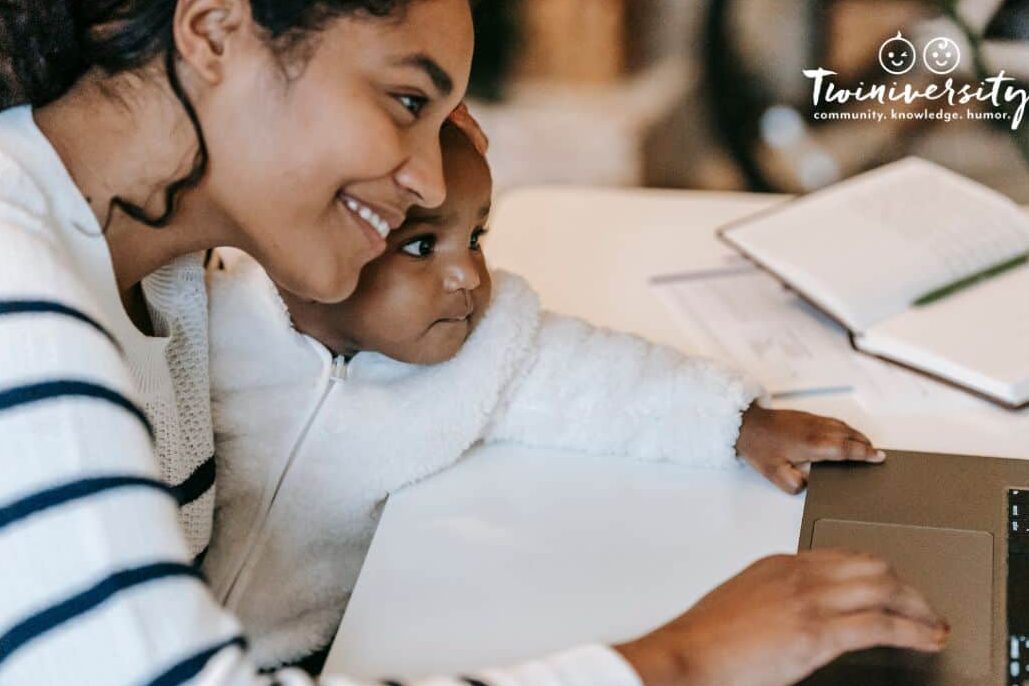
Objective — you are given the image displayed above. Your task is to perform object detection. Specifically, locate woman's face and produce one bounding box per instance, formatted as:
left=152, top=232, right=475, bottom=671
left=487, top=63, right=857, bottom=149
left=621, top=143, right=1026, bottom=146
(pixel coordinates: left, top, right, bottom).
left=197, top=0, right=473, bottom=302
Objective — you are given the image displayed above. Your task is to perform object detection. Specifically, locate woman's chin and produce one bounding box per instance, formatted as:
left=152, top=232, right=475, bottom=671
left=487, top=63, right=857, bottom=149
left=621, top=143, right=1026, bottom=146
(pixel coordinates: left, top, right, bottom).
left=274, top=260, right=361, bottom=305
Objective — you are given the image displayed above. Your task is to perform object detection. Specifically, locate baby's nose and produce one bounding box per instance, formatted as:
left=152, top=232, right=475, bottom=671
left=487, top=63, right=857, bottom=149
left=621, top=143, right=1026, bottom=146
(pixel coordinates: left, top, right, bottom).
left=443, top=258, right=481, bottom=292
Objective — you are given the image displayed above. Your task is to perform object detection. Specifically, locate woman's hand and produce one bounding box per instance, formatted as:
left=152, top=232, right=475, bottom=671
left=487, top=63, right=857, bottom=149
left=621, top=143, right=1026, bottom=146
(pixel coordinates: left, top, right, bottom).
left=614, top=550, right=949, bottom=686
left=735, top=403, right=885, bottom=494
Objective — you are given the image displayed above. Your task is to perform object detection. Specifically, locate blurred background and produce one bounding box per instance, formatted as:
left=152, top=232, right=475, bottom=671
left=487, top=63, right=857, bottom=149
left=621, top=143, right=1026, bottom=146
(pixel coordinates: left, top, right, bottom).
left=466, top=0, right=1029, bottom=201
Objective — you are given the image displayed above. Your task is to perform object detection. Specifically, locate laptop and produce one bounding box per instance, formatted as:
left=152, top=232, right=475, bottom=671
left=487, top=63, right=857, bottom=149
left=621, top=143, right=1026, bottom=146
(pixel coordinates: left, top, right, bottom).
left=798, top=449, right=1029, bottom=686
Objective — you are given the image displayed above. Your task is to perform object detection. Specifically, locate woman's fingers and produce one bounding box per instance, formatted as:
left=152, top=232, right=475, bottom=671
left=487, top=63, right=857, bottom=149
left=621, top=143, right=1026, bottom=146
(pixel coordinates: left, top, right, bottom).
left=814, top=574, right=942, bottom=627
left=816, top=610, right=948, bottom=666
left=804, top=548, right=892, bottom=579
left=617, top=550, right=946, bottom=686
left=805, top=553, right=948, bottom=675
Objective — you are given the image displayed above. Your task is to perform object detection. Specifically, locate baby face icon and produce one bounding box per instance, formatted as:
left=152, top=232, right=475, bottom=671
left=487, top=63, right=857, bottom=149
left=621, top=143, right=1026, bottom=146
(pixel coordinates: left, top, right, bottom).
left=878, top=31, right=917, bottom=74
left=923, top=37, right=960, bottom=75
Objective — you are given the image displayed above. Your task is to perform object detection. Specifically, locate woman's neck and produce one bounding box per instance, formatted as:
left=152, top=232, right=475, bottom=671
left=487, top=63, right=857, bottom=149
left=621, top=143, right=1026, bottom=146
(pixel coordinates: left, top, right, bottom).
left=34, top=68, right=234, bottom=293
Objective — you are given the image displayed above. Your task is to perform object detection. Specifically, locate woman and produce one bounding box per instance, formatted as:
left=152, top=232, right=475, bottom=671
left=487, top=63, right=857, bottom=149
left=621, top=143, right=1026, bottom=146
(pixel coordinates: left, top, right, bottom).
left=0, top=1, right=948, bottom=684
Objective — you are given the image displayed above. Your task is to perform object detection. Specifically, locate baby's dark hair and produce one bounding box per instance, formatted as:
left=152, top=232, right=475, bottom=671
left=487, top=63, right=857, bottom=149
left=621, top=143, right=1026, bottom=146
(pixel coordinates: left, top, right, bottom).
left=0, top=0, right=419, bottom=229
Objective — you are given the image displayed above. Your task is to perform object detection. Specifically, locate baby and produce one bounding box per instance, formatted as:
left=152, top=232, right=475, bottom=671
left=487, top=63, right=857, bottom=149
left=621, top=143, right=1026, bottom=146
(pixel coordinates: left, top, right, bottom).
left=203, top=123, right=884, bottom=671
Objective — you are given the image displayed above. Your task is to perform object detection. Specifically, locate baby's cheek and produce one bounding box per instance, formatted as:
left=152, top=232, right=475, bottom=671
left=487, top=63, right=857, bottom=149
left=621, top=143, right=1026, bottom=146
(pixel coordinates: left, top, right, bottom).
left=409, top=323, right=466, bottom=365
left=475, top=272, right=493, bottom=311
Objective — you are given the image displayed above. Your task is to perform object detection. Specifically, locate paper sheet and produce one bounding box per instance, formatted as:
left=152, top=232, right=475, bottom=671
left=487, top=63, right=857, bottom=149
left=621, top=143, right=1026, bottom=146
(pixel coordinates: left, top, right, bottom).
left=650, top=265, right=976, bottom=409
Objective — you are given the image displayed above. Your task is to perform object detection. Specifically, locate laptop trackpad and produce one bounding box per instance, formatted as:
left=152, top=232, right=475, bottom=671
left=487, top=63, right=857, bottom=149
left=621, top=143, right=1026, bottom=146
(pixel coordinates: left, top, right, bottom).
left=805, top=519, right=993, bottom=684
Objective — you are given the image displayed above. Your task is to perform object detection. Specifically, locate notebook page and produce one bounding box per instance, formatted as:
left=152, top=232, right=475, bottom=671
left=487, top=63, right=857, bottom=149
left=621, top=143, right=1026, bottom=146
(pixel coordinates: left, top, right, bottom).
left=856, top=265, right=1029, bottom=406
left=651, top=266, right=862, bottom=395
left=650, top=266, right=970, bottom=409
left=724, top=158, right=1029, bottom=332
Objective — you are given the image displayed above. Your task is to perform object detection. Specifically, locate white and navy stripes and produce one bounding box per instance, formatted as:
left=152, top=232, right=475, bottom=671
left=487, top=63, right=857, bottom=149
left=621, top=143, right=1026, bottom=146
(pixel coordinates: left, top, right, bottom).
left=146, top=635, right=248, bottom=686
left=172, top=454, right=216, bottom=507
left=0, top=562, right=205, bottom=665
left=0, top=474, right=174, bottom=533
left=0, top=378, right=154, bottom=437
left=0, top=104, right=640, bottom=686
left=0, top=299, right=122, bottom=352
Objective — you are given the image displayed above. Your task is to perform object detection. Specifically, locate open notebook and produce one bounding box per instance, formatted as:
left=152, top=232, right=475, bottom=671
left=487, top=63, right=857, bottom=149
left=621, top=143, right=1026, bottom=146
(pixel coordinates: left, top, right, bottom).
left=720, top=157, right=1029, bottom=409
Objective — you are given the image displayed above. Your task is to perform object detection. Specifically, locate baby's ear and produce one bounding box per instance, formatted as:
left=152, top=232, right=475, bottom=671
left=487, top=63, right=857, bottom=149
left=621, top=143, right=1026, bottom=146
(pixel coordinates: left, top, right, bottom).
left=448, top=102, right=489, bottom=156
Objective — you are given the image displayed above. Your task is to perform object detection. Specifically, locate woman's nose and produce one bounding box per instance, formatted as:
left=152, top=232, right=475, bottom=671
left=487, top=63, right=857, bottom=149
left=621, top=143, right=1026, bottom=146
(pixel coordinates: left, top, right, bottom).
left=443, top=255, right=482, bottom=292
left=393, top=131, right=447, bottom=209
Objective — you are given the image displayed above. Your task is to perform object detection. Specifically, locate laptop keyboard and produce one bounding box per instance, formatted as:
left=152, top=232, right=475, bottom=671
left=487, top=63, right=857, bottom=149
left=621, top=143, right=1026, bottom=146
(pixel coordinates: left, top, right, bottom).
left=1008, top=489, right=1029, bottom=685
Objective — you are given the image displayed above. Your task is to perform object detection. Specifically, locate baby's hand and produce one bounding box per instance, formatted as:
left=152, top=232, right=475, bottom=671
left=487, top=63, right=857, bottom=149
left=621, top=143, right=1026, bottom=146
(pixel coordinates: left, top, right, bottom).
left=735, top=403, right=885, bottom=494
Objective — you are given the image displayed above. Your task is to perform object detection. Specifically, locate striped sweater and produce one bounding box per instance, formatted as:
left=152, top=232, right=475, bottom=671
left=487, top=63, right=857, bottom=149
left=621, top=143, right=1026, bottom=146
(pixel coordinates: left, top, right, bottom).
left=0, top=104, right=642, bottom=686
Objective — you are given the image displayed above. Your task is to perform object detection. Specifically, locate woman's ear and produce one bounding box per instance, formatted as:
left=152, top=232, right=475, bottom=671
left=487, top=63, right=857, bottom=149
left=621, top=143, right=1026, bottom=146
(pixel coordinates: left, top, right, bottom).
left=172, top=0, right=251, bottom=84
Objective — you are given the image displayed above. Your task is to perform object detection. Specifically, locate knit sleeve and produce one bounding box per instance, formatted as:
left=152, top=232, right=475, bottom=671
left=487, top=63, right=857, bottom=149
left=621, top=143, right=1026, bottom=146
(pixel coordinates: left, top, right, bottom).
left=0, top=222, right=641, bottom=686
left=482, top=312, right=764, bottom=469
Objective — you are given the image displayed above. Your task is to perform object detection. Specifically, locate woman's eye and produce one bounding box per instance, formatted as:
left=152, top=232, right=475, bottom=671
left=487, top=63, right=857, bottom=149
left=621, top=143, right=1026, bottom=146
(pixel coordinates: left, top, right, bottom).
left=470, top=228, right=487, bottom=251
left=401, top=236, right=435, bottom=257
left=395, top=93, right=428, bottom=117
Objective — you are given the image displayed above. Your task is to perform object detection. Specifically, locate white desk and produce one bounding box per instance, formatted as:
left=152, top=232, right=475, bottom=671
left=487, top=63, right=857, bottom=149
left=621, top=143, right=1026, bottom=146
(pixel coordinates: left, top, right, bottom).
left=327, top=188, right=1029, bottom=679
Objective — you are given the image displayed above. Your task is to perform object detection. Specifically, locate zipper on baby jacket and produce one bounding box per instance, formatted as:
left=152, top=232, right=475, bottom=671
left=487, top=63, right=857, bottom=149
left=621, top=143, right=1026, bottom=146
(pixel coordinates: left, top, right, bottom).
left=219, top=352, right=350, bottom=606
left=331, top=354, right=349, bottom=381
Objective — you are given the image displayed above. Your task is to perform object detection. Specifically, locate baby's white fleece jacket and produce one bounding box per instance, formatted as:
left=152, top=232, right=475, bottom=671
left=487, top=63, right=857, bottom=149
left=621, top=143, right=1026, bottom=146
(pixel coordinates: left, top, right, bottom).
left=203, top=254, right=763, bottom=670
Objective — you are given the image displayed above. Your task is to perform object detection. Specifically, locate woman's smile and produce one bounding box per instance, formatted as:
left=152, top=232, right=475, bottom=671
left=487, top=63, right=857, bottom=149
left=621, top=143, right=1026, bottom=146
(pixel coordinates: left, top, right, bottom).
left=340, top=193, right=402, bottom=237
left=338, top=192, right=405, bottom=251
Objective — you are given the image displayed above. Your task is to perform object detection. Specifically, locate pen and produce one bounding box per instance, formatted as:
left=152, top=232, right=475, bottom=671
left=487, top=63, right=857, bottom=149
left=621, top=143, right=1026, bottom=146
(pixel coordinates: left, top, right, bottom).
left=913, top=251, right=1028, bottom=307
left=770, top=386, right=854, bottom=400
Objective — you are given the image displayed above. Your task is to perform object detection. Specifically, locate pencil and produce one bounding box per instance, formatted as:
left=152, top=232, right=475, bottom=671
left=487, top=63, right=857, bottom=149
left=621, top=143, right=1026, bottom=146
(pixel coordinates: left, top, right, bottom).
left=913, top=252, right=1028, bottom=307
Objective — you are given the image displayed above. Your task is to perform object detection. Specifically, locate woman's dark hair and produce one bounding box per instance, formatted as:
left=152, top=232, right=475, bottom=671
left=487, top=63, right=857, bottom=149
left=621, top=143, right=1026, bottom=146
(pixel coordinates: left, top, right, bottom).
left=0, top=0, right=416, bottom=228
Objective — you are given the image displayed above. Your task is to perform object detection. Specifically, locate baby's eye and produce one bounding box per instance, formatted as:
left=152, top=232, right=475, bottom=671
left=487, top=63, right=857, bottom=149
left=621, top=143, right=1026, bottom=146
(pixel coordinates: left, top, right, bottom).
left=401, top=235, right=436, bottom=257
left=394, top=93, right=428, bottom=117
left=470, top=227, right=487, bottom=251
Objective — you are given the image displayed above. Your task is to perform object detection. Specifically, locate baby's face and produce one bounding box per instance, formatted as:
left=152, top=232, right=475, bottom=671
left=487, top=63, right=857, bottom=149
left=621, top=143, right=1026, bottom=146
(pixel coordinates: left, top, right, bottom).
left=283, top=126, right=493, bottom=365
